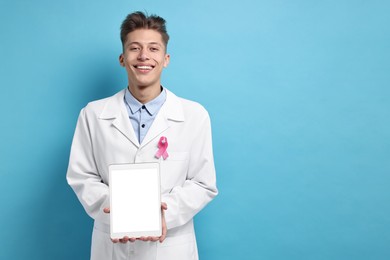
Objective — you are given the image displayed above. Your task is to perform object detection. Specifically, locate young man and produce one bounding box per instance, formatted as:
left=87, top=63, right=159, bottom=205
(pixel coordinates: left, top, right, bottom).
left=66, top=12, right=218, bottom=260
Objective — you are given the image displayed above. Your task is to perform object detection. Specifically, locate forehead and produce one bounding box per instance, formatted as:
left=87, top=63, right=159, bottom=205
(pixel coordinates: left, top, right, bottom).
left=125, top=29, right=164, bottom=46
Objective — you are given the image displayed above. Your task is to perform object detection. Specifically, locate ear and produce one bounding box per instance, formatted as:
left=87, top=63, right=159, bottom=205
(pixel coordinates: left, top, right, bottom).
left=119, top=54, right=125, bottom=67
left=163, top=54, right=170, bottom=68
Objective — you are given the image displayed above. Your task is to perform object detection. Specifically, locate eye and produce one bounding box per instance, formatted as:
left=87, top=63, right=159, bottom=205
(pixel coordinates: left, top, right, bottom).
left=129, top=47, right=140, bottom=51
left=150, top=47, right=159, bottom=52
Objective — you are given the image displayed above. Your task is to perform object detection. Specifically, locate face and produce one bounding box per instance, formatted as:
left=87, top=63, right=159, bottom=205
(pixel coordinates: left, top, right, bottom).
left=119, top=29, right=170, bottom=90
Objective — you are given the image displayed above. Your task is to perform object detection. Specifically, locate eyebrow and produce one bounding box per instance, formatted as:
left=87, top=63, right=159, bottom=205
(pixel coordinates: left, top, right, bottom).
left=127, top=41, right=163, bottom=47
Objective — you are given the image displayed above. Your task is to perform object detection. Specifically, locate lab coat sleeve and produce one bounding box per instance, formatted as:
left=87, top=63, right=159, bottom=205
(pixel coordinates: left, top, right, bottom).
left=162, top=112, right=218, bottom=230
left=66, top=108, right=110, bottom=225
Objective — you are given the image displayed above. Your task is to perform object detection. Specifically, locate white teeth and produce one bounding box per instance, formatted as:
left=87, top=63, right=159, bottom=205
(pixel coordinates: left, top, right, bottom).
left=136, top=66, right=152, bottom=70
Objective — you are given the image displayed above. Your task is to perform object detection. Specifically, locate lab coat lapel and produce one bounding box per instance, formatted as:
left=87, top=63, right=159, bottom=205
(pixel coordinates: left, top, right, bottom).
left=112, top=112, right=139, bottom=148
left=140, top=107, right=169, bottom=148
left=140, top=89, right=185, bottom=148
left=99, top=90, right=139, bottom=148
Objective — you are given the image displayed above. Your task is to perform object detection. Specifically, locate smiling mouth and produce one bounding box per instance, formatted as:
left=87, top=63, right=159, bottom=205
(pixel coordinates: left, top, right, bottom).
left=133, top=65, right=154, bottom=71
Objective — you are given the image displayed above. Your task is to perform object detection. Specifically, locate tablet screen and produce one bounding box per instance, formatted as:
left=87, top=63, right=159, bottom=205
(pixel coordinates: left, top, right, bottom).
left=109, top=163, right=161, bottom=239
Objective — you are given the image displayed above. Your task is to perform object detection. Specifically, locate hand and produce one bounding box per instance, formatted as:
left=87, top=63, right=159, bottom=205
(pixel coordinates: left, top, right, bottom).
left=103, top=202, right=168, bottom=243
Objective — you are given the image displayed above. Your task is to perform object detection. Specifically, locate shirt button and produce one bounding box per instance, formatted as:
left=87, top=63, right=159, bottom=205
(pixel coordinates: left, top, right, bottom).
left=141, top=124, right=145, bottom=128
left=142, top=105, right=146, bottom=109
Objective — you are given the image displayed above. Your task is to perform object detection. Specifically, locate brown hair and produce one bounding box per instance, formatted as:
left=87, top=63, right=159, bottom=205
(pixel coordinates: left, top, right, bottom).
left=120, top=11, right=170, bottom=50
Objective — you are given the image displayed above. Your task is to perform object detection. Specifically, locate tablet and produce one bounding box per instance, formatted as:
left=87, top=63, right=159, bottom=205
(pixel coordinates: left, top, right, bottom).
left=109, top=163, right=161, bottom=239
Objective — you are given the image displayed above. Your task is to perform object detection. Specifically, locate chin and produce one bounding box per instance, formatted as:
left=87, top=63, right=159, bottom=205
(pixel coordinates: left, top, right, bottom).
left=135, top=82, right=158, bottom=89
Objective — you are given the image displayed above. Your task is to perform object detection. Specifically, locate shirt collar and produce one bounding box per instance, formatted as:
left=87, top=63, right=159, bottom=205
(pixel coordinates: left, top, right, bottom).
left=124, top=87, right=167, bottom=115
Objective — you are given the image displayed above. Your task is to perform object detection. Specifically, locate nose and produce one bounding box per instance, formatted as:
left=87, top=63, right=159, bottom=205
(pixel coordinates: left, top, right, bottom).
left=138, top=49, right=149, bottom=61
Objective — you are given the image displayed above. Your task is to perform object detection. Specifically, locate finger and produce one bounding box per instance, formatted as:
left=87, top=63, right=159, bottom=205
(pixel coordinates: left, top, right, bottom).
left=150, top=236, right=159, bottom=242
left=161, top=202, right=167, bottom=210
left=111, top=238, right=119, bottom=243
left=159, top=222, right=167, bottom=243
left=129, top=237, right=136, bottom=242
left=159, top=232, right=166, bottom=243
left=139, top=236, right=147, bottom=241
left=103, top=207, right=110, bottom=214
left=160, top=215, right=167, bottom=243
left=120, top=236, right=129, bottom=243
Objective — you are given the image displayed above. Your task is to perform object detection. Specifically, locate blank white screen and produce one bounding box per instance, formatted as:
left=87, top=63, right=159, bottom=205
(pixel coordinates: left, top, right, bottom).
left=110, top=167, right=160, bottom=234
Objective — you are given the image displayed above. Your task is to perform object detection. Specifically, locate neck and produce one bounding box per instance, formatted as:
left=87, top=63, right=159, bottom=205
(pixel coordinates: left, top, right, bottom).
left=128, top=84, right=161, bottom=104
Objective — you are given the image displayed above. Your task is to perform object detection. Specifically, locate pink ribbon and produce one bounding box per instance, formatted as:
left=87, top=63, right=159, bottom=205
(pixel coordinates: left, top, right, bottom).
left=155, top=136, right=169, bottom=160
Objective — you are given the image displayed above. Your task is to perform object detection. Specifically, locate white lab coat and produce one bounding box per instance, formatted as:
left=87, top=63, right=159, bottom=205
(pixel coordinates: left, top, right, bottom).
left=66, top=89, right=218, bottom=260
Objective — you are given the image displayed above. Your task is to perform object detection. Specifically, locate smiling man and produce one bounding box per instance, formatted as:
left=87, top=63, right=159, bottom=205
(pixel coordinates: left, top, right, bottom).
left=120, top=28, right=170, bottom=104
left=66, top=11, right=218, bottom=260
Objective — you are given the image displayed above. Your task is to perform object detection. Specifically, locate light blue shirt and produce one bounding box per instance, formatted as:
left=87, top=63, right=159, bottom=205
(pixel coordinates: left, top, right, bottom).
left=124, top=87, right=167, bottom=144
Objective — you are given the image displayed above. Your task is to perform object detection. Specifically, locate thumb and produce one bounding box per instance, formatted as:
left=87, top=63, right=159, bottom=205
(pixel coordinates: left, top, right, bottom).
left=161, top=202, right=167, bottom=210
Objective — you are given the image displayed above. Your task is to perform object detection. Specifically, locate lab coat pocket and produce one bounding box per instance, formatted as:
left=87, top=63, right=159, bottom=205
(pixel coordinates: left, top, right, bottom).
left=156, top=233, right=197, bottom=260
left=160, top=152, right=189, bottom=194
left=166, top=151, right=188, bottom=161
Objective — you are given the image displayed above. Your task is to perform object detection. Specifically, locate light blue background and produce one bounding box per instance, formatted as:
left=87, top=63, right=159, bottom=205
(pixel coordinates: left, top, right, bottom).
left=1, top=0, right=389, bottom=259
